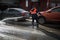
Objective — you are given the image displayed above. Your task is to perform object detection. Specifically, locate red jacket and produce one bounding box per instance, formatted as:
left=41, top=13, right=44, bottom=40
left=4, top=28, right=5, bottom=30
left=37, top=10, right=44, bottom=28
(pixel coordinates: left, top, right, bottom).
left=30, top=8, right=37, bottom=14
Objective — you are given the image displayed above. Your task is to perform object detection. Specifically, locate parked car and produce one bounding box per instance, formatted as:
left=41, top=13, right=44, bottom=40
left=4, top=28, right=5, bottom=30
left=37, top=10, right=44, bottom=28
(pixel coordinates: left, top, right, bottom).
left=2, top=8, right=30, bottom=21
left=38, top=6, right=60, bottom=24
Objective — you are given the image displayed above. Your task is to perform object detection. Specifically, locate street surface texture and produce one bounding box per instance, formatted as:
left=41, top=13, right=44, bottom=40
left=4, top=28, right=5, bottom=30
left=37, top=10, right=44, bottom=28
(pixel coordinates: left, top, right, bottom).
left=0, top=19, right=60, bottom=40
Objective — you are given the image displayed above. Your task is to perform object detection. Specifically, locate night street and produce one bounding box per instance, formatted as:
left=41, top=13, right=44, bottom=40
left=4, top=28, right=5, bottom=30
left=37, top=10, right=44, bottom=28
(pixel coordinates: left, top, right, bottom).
left=0, top=19, right=60, bottom=40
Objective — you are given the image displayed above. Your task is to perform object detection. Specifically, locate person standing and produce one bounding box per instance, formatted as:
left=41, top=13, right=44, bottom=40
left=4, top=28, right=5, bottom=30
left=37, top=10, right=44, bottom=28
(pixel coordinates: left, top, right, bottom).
left=30, top=7, right=39, bottom=29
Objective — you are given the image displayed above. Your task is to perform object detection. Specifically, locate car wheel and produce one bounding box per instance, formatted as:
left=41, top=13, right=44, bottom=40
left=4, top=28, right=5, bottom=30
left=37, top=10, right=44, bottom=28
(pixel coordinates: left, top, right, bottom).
left=38, top=17, right=46, bottom=24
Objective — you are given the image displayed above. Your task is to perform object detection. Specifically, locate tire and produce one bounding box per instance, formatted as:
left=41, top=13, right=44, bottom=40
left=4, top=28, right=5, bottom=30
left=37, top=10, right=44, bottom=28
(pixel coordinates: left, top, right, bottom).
left=38, top=17, right=46, bottom=24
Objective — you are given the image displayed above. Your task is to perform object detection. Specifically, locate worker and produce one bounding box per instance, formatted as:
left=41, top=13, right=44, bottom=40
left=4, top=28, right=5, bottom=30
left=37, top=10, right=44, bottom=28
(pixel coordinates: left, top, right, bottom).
left=30, top=7, right=39, bottom=29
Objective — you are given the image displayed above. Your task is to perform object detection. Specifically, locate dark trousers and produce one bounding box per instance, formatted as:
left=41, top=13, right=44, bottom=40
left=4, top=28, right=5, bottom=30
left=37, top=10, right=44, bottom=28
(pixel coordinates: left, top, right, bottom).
left=31, top=14, right=39, bottom=28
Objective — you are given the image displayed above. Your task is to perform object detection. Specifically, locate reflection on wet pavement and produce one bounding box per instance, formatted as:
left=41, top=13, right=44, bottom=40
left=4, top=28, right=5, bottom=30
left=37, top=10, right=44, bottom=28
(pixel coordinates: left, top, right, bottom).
left=0, top=33, right=26, bottom=40
left=0, top=19, right=59, bottom=40
left=0, top=24, right=58, bottom=40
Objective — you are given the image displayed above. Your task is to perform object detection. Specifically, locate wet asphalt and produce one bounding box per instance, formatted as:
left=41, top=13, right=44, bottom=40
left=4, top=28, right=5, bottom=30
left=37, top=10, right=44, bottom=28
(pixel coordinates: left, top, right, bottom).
left=0, top=19, right=60, bottom=40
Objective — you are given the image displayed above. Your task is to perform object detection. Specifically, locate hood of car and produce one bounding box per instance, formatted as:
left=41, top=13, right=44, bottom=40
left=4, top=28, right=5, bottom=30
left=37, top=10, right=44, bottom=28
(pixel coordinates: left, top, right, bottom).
left=22, top=11, right=29, bottom=13
left=40, top=11, right=46, bottom=13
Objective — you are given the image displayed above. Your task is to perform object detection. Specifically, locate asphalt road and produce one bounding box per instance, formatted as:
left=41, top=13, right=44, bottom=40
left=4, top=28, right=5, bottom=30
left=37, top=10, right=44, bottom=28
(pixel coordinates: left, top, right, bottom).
left=0, top=19, right=60, bottom=40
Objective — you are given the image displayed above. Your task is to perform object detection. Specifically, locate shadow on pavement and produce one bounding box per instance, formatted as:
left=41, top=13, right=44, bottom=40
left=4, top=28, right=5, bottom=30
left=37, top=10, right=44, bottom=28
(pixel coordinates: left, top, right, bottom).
left=5, top=20, right=32, bottom=27
left=39, top=28, right=60, bottom=40
left=39, top=22, right=60, bottom=40
left=5, top=20, right=60, bottom=29
left=41, top=22, right=60, bottom=29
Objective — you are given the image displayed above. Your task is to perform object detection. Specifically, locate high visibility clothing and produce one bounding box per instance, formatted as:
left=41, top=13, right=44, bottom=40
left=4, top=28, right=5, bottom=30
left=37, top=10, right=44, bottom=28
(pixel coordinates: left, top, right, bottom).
left=30, top=7, right=39, bottom=28
left=30, top=8, right=37, bottom=14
